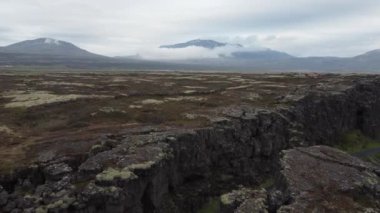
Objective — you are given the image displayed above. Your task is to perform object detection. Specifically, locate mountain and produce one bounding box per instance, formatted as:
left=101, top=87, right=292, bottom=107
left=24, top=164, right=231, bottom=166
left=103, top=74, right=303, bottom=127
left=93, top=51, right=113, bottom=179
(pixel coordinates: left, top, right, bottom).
left=164, top=48, right=380, bottom=72
left=0, top=38, right=187, bottom=70
left=354, top=49, right=380, bottom=61
left=0, top=38, right=101, bottom=58
left=158, top=39, right=380, bottom=72
left=160, top=39, right=237, bottom=49
left=160, top=39, right=292, bottom=60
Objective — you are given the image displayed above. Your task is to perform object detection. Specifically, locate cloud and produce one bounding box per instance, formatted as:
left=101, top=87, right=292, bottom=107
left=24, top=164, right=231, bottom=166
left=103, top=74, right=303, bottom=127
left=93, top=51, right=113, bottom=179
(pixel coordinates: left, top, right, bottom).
left=0, top=0, right=379, bottom=57
left=137, top=44, right=266, bottom=60
left=138, top=47, right=222, bottom=60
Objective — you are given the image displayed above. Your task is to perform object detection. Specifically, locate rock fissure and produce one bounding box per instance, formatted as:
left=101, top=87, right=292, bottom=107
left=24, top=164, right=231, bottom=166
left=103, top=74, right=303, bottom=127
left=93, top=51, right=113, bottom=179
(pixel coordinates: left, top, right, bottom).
left=0, top=78, right=380, bottom=212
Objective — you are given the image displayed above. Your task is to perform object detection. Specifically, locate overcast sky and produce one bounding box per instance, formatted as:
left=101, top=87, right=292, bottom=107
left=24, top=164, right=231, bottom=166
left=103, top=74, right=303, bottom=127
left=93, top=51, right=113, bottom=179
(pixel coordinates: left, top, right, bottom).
left=1, top=0, right=380, bottom=58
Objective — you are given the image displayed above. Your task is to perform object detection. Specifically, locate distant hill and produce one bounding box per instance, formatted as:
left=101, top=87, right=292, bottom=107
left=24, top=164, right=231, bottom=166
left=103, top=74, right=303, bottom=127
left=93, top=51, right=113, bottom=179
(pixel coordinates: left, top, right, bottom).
left=354, top=49, right=380, bottom=61
left=0, top=38, right=102, bottom=58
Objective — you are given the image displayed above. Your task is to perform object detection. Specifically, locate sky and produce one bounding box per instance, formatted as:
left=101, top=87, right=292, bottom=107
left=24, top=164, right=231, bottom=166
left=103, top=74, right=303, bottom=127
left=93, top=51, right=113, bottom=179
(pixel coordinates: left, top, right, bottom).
left=1, top=0, right=380, bottom=58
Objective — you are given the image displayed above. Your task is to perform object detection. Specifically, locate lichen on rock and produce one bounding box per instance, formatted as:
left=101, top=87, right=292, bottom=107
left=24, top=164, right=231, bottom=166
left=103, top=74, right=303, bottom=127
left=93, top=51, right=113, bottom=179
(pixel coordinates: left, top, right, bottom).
left=96, top=167, right=137, bottom=182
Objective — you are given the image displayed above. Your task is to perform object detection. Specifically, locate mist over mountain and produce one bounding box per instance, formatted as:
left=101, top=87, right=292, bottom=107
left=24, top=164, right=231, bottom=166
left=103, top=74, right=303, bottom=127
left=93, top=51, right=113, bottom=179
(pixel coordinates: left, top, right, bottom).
left=160, top=39, right=230, bottom=49
left=229, top=49, right=294, bottom=60
left=159, top=39, right=290, bottom=60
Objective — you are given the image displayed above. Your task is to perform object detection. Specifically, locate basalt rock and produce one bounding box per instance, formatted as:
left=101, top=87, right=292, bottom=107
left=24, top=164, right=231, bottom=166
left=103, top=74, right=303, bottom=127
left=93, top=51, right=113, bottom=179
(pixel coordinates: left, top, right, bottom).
left=0, top=77, right=380, bottom=212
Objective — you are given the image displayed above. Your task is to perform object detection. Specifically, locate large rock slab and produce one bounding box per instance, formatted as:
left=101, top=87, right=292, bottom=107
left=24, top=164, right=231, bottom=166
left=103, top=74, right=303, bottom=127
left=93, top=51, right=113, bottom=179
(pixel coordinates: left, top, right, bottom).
left=276, top=146, right=380, bottom=212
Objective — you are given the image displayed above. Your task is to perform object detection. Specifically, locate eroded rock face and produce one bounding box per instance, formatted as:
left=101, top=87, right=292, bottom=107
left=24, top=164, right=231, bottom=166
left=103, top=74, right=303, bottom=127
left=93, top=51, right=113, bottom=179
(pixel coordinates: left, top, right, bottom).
left=275, top=146, right=380, bottom=212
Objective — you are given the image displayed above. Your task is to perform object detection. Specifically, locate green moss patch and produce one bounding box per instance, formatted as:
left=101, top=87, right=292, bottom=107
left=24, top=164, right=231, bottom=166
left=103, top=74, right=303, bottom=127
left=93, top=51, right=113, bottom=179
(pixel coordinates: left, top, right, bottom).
left=197, top=197, right=221, bottom=213
left=335, top=130, right=380, bottom=154
left=258, top=177, right=275, bottom=189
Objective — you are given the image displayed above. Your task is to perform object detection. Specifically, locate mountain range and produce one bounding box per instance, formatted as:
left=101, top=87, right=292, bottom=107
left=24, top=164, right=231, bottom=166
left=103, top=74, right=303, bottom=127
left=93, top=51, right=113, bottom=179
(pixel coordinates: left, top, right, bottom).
left=0, top=38, right=379, bottom=72
left=0, top=38, right=173, bottom=70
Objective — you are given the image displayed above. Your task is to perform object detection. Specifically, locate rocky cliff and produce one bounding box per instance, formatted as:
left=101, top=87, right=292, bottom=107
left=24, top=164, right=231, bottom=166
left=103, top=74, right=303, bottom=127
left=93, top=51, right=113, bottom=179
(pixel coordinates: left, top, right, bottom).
left=0, top=75, right=380, bottom=213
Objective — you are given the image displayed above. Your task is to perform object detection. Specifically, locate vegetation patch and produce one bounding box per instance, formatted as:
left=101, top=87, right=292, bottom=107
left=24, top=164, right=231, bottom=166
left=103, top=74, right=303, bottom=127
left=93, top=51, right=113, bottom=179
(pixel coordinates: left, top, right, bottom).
left=141, top=99, right=165, bottom=105
left=96, top=167, right=137, bottom=182
left=35, top=195, right=75, bottom=213
left=258, top=177, right=275, bottom=189
left=41, top=81, right=95, bottom=87
left=128, top=161, right=155, bottom=170
left=197, top=197, right=221, bottom=213
left=335, top=130, right=380, bottom=165
left=335, top=130, right=380, bottom=154
left=3, top=90, right=110, bottom=108
left=165, top=96, right=206, bottom=102
left=220, top=193, right=234, bottom=205
left=0, top=125, right=17, bottom=136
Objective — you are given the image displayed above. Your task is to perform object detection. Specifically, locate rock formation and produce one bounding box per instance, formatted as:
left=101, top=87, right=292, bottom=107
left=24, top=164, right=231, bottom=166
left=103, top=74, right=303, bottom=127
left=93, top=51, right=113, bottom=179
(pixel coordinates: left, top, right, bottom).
left=0, top=74, right=379, bottom=212
left=274, top=145, right=380, bottom=212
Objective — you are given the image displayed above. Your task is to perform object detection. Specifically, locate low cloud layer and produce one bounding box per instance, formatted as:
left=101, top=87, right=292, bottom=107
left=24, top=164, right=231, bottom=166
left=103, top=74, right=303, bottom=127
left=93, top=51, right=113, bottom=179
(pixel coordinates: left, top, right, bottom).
left=138, top=47, right=224, bottom=60
left=138, top=45, right=268, bottom=60
left=1, top=0, right=380, bottom=58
